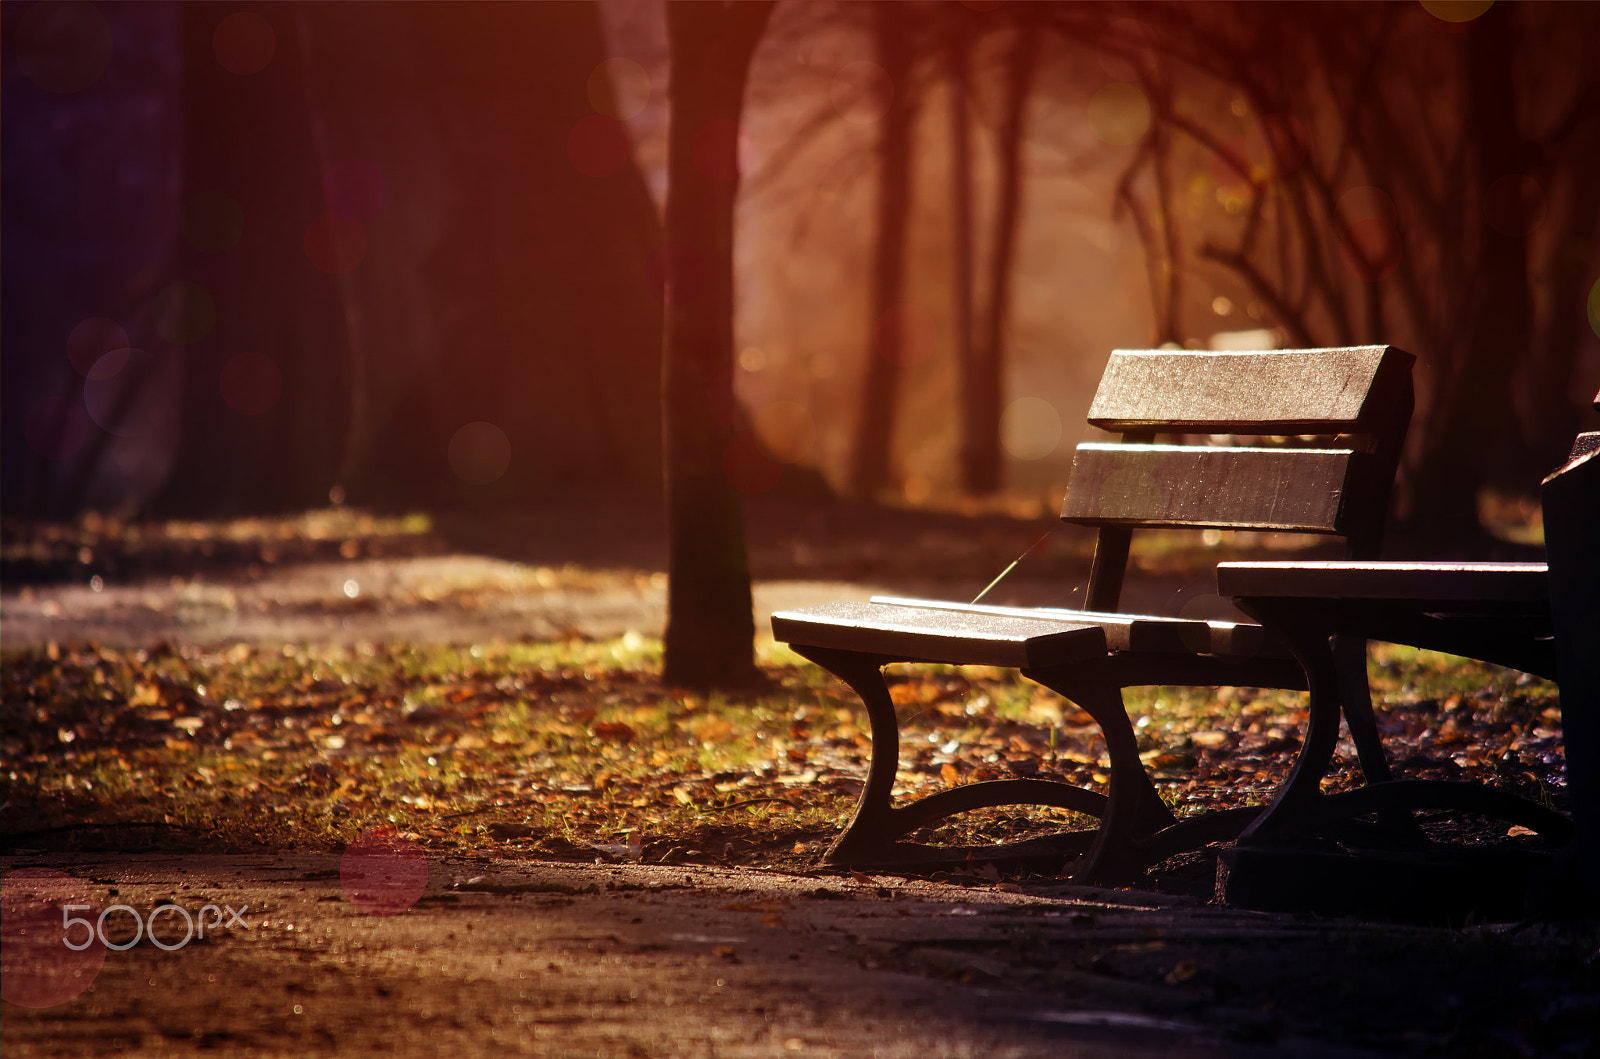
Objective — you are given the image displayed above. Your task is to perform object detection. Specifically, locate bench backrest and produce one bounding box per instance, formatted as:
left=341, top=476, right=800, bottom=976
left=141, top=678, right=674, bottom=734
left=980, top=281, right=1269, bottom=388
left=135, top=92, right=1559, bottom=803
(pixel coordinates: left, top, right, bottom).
left=1062, top=346, right=1414, bottom=611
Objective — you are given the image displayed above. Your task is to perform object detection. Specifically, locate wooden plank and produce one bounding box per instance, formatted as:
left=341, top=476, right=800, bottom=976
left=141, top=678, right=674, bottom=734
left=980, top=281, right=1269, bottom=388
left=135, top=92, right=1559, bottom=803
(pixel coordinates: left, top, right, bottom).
left=1086, top=346, right=1411, bottom=432
left=770, top=602, right=1105, bottom=669
left=1060, top=443, right=1359, bottom=533
left=1216, top=561, right=1549, bottom=603
left=867, top=596, right=1282, bottom=656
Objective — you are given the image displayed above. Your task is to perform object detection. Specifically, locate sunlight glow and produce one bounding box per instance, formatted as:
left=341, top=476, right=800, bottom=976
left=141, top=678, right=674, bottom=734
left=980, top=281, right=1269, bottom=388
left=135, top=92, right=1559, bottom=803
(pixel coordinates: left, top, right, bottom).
left=1088, top=83, right=1151, bottom=147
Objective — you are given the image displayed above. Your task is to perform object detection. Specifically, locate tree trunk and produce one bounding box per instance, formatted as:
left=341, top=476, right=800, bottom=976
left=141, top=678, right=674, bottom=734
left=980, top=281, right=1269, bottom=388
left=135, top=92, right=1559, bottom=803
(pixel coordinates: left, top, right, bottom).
left=660, top=0, right=773, bottom=690
left=1401, top=4, right=1536, bottom=553
left=946, top=18, right=981, bottom=494
left=153, top=1, right=352, bottom=516
left=964, top=12, right=1040, bottom=495
left=848, top=3, right=918, bottom=500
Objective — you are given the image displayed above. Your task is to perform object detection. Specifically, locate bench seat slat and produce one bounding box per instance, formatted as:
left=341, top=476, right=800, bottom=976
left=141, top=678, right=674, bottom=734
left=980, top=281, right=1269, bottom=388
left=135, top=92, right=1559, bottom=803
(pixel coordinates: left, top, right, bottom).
left=1062, top=443, right=1359, bottom=533
left=1216, top=561, right=1550, bottom=603
left=1087, top=346, right=1408, bottom=432
left=770, top=602, right=1106, bottom=669
left=869, top=596, right=1287, bottom=658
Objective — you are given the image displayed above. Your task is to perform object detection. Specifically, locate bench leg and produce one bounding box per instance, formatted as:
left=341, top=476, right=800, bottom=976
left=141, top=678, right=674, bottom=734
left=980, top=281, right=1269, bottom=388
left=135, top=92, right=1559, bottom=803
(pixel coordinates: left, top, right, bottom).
left=793, top=648, right=904, bottom=864
left=792, top=646, right=1111, bottom=869
left=1026, top=665, right=1176, bottom=884
left=1240, top=622, right=1344, bottom=843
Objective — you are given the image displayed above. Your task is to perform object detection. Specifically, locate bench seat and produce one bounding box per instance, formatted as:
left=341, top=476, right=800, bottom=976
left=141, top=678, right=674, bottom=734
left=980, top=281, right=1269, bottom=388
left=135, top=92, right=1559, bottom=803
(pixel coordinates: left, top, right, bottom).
left=769, top=602, right=1105, bottom=668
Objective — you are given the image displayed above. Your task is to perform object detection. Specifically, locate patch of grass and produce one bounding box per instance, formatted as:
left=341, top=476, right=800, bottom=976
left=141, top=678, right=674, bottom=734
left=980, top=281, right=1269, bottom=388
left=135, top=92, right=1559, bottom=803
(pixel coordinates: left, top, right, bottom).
left=1, top=638, right=1565, bottom=868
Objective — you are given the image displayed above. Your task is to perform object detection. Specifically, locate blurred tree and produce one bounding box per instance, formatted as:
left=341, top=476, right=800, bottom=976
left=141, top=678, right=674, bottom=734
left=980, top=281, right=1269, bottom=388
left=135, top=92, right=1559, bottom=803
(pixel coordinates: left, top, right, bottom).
left=660, top=0, right=773, bottom=689
left=963, top=5, right=1043, bottom=495
left=6, top=2, right=666, bottom=519
left=848, top=1, right=920, bottom=501
left=1082, top=0, right=1600, bottom=552
left=153, top=2, right=352, bottom=516
left=296, top=2, right=665, bottom=511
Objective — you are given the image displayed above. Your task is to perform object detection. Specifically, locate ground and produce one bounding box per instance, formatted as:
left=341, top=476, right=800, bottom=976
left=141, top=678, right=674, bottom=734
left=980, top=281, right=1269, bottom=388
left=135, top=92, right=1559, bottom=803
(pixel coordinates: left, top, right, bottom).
left=3, top=495, right=1597, bottom=1057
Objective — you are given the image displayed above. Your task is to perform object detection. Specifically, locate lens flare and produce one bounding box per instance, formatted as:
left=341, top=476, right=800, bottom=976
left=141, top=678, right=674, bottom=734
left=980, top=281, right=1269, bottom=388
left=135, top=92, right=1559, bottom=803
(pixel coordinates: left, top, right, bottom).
left=66, top=316, right=129, bottom=376
left=1, top=868, right=106, bottom=1008
left=213, top=11, right=276, bottom=76
left=448, top=422, right=512, bottom=485
left=1337, top=186, right=1403, bottom=281
left=84, top=348, right=165, bottom=437
left=1088, top=83, right=1151, bottom=147
left=340, top=830, right=427, bottom=916
left=1420, top=0, right=1494, bottom=25
left=1001, top=397, right=1062, bottom=460
left=754, top=400, right=817, bottom=463
left=323, top=159, right=386, bottom=221
left=723, top=430, right=784, bottom=494
left=590, top=58, right=651, bottom=121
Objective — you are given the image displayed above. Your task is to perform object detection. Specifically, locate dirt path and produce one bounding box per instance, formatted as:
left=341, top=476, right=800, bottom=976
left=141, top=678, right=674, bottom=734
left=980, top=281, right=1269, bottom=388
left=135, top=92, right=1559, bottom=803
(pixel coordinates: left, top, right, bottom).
left=7, top=851, right=1594, bottom=1058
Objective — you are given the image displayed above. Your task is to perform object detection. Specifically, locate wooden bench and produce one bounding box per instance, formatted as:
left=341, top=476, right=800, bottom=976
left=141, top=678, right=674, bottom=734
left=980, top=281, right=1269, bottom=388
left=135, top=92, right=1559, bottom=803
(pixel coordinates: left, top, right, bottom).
left=1216, top=400, right=1600, bottom=912
left=772, top=345, right=1415, bottom=882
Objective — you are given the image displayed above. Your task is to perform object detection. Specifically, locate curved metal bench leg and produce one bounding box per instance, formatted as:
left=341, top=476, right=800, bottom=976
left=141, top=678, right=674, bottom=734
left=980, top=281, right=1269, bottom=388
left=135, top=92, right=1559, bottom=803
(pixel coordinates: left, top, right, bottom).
left=794, top=646, right=1113, bottom=868
left=1333, top=635, right=1426, bottom=841
left=792, top=647, right=904, bottom=864
left=1241, top=624, right=1344, bottom=843
left=1027, top=664, right=1176, bottom=884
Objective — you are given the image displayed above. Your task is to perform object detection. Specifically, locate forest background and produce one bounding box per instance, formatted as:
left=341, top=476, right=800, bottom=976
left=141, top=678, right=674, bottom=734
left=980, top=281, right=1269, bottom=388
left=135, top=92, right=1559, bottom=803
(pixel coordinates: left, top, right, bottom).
left=5, top=0, right=1600, bottom=629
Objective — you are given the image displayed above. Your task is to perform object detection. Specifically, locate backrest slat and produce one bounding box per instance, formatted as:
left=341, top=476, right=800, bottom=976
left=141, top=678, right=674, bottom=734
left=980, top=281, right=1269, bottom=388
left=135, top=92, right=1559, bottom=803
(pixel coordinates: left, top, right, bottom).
left=1087, top=346, right=1410, bottom=433
left=1062, top=444, right=1362, bottom=534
